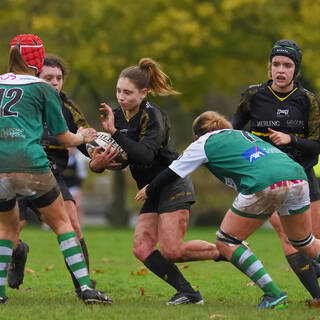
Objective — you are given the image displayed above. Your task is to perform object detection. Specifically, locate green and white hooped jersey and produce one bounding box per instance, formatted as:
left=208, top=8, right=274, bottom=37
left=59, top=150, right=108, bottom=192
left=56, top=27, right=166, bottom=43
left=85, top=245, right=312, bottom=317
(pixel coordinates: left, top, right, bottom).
left=169, top=130, right=307, bottom=195
left=0, top=73, right=68, bottom=173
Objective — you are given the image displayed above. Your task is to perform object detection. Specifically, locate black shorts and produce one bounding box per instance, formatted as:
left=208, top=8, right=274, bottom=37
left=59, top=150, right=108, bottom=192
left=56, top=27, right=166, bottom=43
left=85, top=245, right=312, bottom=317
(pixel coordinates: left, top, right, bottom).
left=55, top=173, right=74, bottom=202
left=306, top=168, right=320, bottom=202
left=18, top=172, right=74, bottom=221
left=140, top=176, right=195, bottom=214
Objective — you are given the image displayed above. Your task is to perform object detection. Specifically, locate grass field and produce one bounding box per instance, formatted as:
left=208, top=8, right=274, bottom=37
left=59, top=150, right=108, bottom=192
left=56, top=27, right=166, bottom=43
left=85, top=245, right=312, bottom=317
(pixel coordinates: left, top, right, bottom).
left=0, top=225, right=319, bottom=320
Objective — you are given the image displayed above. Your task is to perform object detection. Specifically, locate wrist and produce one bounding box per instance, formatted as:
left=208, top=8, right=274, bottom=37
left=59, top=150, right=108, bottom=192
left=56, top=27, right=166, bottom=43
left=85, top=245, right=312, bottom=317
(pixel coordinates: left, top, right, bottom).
left=89, top=160, right=104, bottom=173
left=110, top=128, right=117, bottom=135
left=78, top=132, right=85, bottom=144
left=289, top=134, right=297, bottom=145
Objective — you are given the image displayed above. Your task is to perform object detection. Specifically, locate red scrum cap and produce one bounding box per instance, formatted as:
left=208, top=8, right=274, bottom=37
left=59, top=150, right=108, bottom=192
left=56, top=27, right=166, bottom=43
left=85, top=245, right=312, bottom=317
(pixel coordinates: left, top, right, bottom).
left=10, top=34, right=45, bottom=73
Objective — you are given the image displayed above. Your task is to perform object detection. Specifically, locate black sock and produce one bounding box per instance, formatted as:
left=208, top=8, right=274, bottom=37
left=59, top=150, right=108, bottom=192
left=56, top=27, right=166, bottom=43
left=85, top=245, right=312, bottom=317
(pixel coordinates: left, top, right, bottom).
left=80, top=238, right=90, bottom=272
left=13, top=241, right=24, bottom=259
left=65, top=259, right=79, bottom=289
left=144, top=250, right=194, bottom=293
left=65, top=238, right=90, bottom=290
left=286, top=252, right=320, bottom=299
left=310, top=259, right=320, bottom=278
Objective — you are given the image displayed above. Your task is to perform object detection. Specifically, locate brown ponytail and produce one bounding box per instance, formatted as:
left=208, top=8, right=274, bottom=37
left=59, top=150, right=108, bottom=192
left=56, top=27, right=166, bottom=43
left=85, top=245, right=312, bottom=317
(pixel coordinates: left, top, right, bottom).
left=119, top=57, right=179, bottom=96
left=9, top=46, right=34, bottom=75
left=192, top=111, right=232, bottom=137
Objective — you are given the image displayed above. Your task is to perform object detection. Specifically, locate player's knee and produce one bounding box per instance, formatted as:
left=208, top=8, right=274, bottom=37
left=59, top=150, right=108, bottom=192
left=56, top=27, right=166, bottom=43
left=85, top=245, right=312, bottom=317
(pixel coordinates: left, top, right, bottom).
left=132, top=243, right=153, bottom=262
left=132, top=244, right=143, bottom=261
left=133, top=231, right=158, bottom=261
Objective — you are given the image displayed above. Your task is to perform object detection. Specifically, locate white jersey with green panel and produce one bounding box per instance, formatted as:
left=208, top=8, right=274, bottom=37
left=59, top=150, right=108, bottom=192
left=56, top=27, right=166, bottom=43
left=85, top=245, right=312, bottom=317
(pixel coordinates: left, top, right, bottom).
left=0, top=73, right=68, bottom=173
left=169, top=129, right=307, bottom=194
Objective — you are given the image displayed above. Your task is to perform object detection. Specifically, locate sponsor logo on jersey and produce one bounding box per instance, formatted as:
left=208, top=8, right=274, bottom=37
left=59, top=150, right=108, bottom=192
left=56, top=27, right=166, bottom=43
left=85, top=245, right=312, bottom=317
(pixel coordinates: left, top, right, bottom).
left=0, top=73, right=16, bottom=81
left=256, top=120, right=280, bottom=127
left=242, top=145, right=267, bottom=163
left=286, top=119, right=304, bottom=128
left=261, top=147, right=282, bottom=154
left=277, top=109, right=289, bottom=116
left=0, top=73, right=44, bottom=85
left=0, top=128, right=25, bottom=139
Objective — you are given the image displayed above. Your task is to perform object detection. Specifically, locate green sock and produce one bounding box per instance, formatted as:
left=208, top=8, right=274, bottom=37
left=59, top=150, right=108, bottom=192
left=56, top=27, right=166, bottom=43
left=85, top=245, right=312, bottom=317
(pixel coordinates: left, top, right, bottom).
left=58, top=232, right=91, bottom=289
left=0, top=239, right=13, bottom=297
left=231, top=246, right=281, bottom=297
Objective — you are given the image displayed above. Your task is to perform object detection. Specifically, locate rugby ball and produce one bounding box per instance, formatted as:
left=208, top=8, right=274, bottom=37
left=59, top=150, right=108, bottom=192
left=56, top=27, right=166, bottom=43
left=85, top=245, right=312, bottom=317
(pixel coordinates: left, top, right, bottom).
left=86, top=132, right=128, bottom=170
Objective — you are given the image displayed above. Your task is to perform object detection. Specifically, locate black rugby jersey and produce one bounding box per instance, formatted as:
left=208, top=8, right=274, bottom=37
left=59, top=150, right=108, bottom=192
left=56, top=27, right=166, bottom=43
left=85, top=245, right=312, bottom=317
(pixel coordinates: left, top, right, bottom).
left=62, top=152, right=85, bottom=188
left=111, top=100, right=178, bottom=189
left=41, top=93, right=89, bottom=174
left=232, top=80, right=320, bottom=169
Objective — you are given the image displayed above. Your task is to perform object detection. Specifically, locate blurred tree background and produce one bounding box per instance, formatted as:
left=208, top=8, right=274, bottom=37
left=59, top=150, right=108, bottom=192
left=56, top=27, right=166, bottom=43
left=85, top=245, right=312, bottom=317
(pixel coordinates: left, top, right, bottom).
left=1, top=0, right=320, bottom=225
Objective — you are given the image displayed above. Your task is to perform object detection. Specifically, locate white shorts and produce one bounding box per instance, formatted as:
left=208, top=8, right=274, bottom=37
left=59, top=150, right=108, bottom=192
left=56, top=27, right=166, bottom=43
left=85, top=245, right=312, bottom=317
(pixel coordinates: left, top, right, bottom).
left=0, top=172, right=57, bottom=201
left=232, top=180, right=310, bottom=218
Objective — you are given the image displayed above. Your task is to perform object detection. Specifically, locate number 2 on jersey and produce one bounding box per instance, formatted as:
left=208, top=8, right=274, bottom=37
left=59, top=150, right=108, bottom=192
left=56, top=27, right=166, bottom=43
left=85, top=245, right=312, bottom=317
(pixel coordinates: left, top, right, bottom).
left=0, top=88, right=23, bottom=117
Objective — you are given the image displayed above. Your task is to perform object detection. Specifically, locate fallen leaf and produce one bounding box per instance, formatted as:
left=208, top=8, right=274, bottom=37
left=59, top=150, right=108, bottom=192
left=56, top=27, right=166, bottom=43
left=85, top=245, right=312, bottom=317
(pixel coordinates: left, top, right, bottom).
left=130, top=267, right=148, bottom=276
left=20, top=287, right=32, bottom=291
left=137, top=267, right=147, bottom=276
left=182, top=265, right=189, bottom=269
left=140, top=287, right=145, bottom=296
left=25, top=268, right=35, bottom=274
left=101, top=258, right=110, bottom=263
left=92, top=269, right=104, bottom=274
left=210, top=314, right=227, bottom=319
left=246, top=281, right=255, bottom=287
left=42, top=264, right=55, bottom=272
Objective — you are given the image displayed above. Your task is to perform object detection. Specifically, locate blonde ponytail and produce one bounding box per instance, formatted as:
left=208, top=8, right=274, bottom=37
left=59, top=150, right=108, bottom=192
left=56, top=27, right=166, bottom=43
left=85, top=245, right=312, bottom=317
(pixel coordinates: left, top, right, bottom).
left=192, top=111, right=232, bottom=137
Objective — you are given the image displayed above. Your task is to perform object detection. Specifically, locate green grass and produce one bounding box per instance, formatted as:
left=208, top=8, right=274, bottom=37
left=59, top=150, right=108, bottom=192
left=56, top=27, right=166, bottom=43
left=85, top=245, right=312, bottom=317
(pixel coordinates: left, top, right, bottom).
left=0, top=226, right=318, bottom=320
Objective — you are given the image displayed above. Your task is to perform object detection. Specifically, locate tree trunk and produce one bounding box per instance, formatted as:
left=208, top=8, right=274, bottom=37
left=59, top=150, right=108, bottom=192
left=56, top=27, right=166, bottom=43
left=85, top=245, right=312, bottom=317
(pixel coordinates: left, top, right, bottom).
left=107, top=170, right=130, bottom=226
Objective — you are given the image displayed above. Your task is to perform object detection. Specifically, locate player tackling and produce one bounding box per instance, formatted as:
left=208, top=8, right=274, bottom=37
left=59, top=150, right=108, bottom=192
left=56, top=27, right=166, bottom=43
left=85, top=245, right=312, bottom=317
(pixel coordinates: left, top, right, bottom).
left=136, top=110, right=320, bottom=309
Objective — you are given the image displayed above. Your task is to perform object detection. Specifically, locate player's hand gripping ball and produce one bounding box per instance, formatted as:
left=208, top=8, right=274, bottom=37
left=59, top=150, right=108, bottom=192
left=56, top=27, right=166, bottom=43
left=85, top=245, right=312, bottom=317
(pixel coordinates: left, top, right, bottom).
left=86, top=132, right=128, bottom=170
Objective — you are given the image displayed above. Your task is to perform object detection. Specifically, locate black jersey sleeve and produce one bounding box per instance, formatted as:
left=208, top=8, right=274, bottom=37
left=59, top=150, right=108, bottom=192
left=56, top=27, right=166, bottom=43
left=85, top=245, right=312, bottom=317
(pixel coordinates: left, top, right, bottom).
left=232, top=88, right=252, bottom=129
left=112, top=107, right=167, bottom=164
left=112, top=129, right=158, bottom=164
left=145, top=168, right=180, bottom=197
left=63, top=100, right=90, bottom=158
left=289, top=91, right=320, bottom=155
left=289, top=135, right=320, bottom=154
